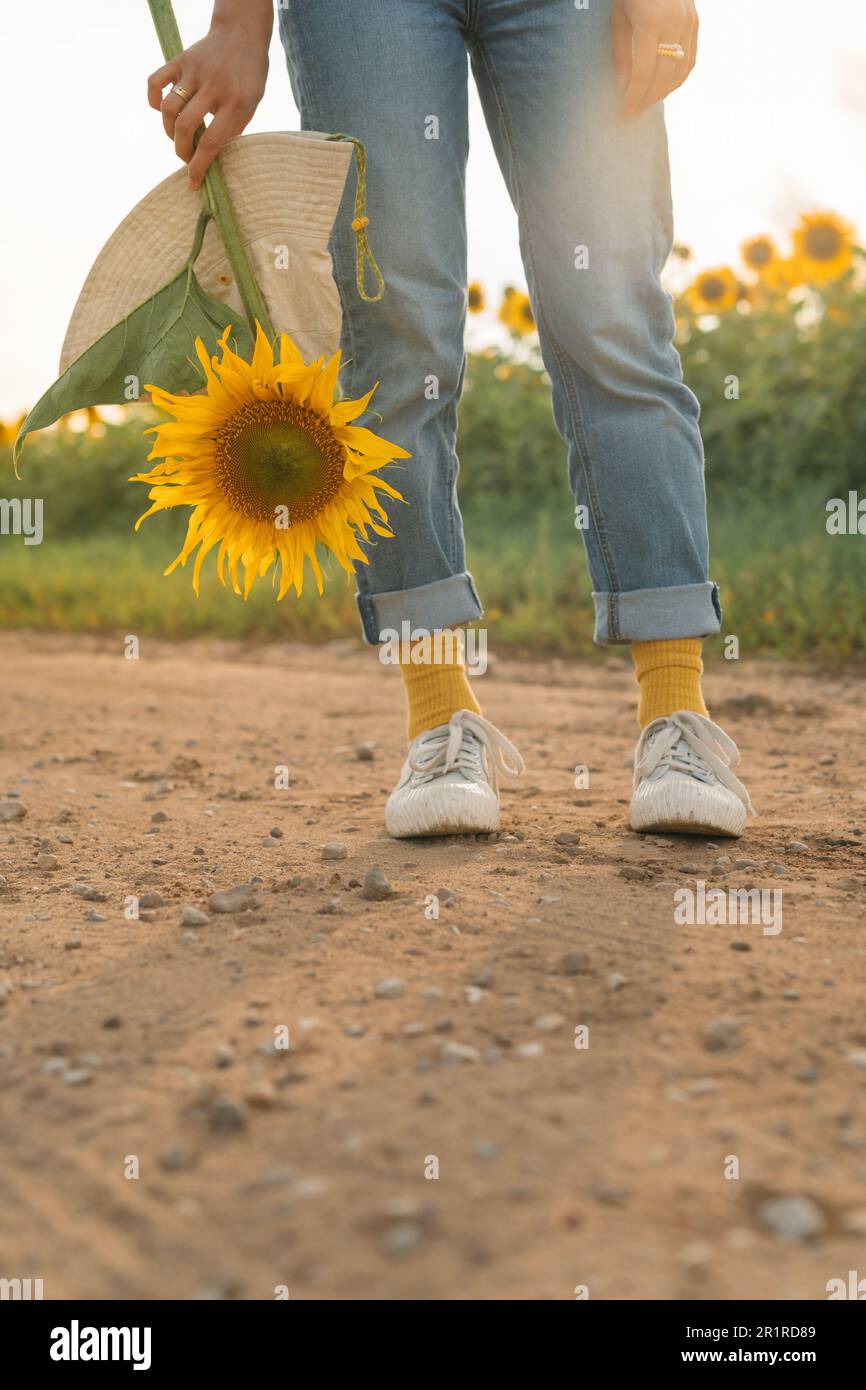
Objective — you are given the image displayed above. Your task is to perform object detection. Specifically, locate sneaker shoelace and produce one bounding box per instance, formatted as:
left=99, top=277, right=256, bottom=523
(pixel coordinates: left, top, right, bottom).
left=634, top=710, right=756, bottom=815
left=408, top=710, right=524, bottom=794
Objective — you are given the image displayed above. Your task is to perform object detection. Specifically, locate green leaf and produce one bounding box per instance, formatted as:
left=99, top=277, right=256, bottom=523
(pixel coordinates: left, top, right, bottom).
left=13, top=212, right=253, bottom=471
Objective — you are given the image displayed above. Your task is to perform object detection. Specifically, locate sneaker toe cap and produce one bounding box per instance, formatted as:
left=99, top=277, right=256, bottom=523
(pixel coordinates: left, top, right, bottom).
left=386, top=774, right=499, bottom=838
left=630, top=773, right=746, bottom=837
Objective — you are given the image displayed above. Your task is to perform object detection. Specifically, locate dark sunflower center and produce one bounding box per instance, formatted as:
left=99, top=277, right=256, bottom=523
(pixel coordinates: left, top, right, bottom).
left=700, top=275, right=726, bottom=302
left=748, top=241, right=772, bottom=267
left=804, top=225, right=841, bottom=261
left=214, top=399, right=345, bottom=525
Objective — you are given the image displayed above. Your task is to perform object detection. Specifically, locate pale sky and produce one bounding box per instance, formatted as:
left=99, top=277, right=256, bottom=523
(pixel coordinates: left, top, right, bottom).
left=2, top=0, right=865, bottom=413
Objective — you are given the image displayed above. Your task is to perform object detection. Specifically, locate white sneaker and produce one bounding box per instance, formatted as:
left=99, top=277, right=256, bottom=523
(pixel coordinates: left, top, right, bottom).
left=629, top=710, right=755, bottom=838
left=385, top=709, right=524, bottom=839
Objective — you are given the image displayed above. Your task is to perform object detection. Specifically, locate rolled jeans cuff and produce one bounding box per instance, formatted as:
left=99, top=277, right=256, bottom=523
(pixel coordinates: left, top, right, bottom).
left=592, top=580, right=722, bottom=645
left=356, top=572, right=484, bottom=645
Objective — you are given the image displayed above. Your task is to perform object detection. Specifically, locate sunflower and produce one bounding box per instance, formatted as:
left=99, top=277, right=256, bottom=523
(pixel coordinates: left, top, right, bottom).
left=759, top=256, right=801, bottom=296
left=498, top=287, right=536, bottom=336
left=792, top=211, right=853, bottom=285
left=467, top=281, right=486, bottom=314
left=683, top=266, right=739, bottom=315
left=0, top=412, right=26, bottom=448
left=131, top=323, right=410, bottom=600
left=740, top=235, right=777, bottom=276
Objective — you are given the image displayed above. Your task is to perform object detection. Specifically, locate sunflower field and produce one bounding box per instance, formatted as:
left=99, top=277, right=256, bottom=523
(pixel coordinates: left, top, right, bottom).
left=1, top=210, right=864, bottom=657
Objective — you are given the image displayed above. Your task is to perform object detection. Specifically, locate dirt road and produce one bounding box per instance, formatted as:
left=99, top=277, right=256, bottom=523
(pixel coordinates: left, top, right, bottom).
left=1, top=632, right=865, bottom=1300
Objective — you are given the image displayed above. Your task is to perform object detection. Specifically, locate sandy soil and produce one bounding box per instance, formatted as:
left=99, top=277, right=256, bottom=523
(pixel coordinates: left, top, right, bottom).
left=1, top=631, right=865, bottom=1301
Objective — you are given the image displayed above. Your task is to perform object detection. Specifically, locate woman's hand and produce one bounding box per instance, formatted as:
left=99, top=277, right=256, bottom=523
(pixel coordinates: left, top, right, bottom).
left=612, top=0, right=699, bottom=119
left=147, top=2, right=272, bottom=191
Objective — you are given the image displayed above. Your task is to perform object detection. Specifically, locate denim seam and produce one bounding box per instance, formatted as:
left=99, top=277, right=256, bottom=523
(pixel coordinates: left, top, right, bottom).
left=471, top=35, right=620, bottom=597
left=447, top=349, right=468, bottom=569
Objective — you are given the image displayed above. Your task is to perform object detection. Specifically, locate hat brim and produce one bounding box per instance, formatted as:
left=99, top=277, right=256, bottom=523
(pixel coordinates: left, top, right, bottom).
left=60, top=131, right=353, bottom=374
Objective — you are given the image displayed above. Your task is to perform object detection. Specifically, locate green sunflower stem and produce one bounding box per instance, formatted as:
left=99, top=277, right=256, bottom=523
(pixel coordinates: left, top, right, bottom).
left=145, top=0, right=276, bottom=345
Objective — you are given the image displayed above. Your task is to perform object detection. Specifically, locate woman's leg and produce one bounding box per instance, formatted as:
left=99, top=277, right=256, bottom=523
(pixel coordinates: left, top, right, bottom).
left=468, top=0, right=751, bottom=836
left=278, top=1, right=523, bottom=839
left=277, top=0, right=483, bottom=646
left=468, top=0, right=719, bottom=650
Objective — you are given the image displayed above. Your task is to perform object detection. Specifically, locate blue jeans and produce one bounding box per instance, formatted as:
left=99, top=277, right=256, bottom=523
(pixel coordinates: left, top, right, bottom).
left=277, top=0, right=721, bottom=645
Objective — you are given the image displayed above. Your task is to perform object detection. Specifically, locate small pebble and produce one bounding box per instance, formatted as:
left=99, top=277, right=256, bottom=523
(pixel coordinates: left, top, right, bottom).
left=382, top=1222, right=423, bottom=1257
left=703, top=1016, right=742, bottom=1052
left=375, top=978, right=405, bottom=999
left=534, top=1013, right=565, bottom=1033
left=207, top=1097, right=248, bottom=1133
left=322, top=842, right=348, bottom=861
left=208, top=885, right=255, bottom=914
left=181, top=906, right=209, bottom=927
left=561, top=951, right=591, bottom=976
left=441, top=1040, right=480, bottom=1063
left=360, top=866, right=395, bottom=901
left=757, top=1195, right=825, bottom=1241
left=468, top=966, right=495, bottom=988
left=160, top=1142, right=196, bottom=1172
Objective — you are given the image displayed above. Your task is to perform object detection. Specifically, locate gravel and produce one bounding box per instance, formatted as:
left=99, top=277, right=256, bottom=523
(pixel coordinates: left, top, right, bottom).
left=757, top=1195, right=825, bottom=1241
left=180, top=906, right=210, bottom=927
left=360, top=867, right=395, bottom=901
left=374, top=978, right=405, bottom=999
left=702, top=1016, right=742, bottom=1052
left=208, top=885, right=256, bottom=915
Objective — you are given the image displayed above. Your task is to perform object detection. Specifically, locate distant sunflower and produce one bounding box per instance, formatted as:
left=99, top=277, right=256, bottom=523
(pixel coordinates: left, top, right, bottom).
left=684, top=266, right=739, bottom=315
left=467, top=282, right=485, bottom=314
left=740, top=235, right=776, bottom=276
left=759, top=256, right=801, bottom=296
left=792, top=211, right=853, bottom=285
left=131, top=324, right=410, bottom=599
left=498, top=287, right=536, bottom=336
left=0, top=412, right=27, bottom=448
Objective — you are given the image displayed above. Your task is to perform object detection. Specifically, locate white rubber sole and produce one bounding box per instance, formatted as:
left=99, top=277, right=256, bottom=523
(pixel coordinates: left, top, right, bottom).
left=629, top=778, right=746, bottom=838
left=385, top=784, right=500, bottom=839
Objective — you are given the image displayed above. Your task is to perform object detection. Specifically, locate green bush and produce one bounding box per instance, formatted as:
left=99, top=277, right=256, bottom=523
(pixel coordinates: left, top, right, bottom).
left=2, top=251, right=864, bottom=656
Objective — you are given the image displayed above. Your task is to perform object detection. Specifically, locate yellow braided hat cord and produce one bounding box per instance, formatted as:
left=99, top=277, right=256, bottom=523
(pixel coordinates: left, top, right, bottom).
left=327, top=133, right=385, bottom=303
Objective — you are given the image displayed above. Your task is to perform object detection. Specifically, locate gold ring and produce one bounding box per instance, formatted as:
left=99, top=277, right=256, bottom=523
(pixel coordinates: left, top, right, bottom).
left=170, top=84, right=193, bottom=104
left=657, top=43, right=686, bottom=60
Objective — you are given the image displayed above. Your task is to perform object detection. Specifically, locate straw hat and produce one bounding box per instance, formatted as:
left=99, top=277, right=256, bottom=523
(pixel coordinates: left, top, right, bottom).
left=60, top=131, right=353, bottom=374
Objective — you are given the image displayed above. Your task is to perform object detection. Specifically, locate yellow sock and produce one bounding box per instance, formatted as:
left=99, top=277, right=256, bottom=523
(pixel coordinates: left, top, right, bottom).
left=632, top=639, right=708, bottom=729
left=399, top=634, right=482, bottom=740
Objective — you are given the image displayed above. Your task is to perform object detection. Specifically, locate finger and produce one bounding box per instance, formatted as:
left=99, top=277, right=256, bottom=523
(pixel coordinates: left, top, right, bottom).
left=633, top=48, right=681, bottom=116
left=611, top=3, right=633, bottom=90
left=186, top=110, right=236, bottom=190
left=670, top=13, right=698, bottom=92
left=147, top=58, right=181, bottom=111
left=161, top=82, right=196, bottom=141
left=622, top=29, right=659, bottom=117
left=174, top=90, right=212, bottom=163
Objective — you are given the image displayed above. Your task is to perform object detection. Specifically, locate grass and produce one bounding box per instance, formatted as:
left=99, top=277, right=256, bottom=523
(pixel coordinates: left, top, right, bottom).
left=0, top=484, right=861, bottom=661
